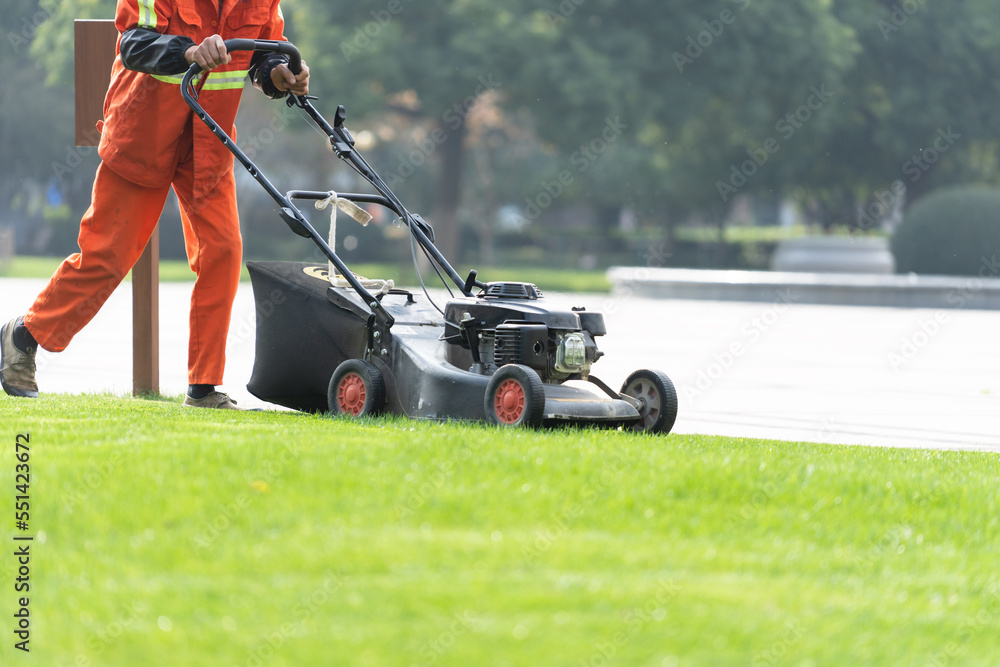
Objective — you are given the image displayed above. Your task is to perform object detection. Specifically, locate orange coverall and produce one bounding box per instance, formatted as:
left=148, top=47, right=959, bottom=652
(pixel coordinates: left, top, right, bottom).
left=24, top=0, right=287, bottom=385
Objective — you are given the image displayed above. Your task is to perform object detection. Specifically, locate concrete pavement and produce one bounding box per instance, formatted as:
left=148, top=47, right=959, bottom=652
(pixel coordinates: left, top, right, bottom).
left=1, top=278, right=997, bottom=450
left=588, top=290, right=1000, bottom=450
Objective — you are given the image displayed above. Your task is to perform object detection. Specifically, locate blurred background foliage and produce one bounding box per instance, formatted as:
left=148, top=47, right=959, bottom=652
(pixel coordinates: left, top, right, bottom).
left=3, top=0, right=999, bottom=272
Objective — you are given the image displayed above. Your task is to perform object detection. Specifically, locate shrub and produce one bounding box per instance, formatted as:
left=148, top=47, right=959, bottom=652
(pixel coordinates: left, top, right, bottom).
left=891, top=186, right=1000, bottom=276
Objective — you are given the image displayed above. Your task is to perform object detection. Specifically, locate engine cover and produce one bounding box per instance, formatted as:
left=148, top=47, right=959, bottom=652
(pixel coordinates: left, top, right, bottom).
left=443, top=293, right=604, bottom=380
left=444, top=295, right=581, bottom=339
left=493, top=322, right=548, bottom=371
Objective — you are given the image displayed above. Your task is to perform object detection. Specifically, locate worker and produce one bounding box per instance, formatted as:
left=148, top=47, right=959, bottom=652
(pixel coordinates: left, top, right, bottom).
left=1, top=0, right=309, bottom=408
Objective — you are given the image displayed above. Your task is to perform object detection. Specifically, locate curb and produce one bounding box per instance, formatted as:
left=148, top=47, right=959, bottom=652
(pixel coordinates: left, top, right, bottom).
left=606, top=267, right=1000, bottom=310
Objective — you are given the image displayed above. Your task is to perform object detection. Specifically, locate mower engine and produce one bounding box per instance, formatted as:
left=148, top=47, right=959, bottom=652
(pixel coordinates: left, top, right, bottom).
left=443, top=281, right=606, bottom=382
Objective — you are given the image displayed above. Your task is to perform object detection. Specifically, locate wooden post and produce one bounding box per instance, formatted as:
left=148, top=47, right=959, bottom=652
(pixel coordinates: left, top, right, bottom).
left=75, top=19, right=160, bottom=396
left=131, top=229, right=160, bottom=394
left=73, top=20, right=118, bottom=146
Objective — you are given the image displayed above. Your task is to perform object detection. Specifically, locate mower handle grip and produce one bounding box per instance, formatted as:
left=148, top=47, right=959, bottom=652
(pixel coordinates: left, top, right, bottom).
left=183, top=39, right=302, bottom=83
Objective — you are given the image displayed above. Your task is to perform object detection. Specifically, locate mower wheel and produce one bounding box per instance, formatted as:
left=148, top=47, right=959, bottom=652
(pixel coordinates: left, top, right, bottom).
left=485, top=364, right=545, bottom=427
left=621, top=369, right=678, bottom=434
left=329, top=359, right=386, bottom=417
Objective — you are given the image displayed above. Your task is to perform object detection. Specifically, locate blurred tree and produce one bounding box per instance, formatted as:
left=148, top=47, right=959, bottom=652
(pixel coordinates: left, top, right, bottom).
left=818, top=0, right=1000, bottom=228
left=622, top=0, right=1000, bottom=231
left=621, top=0, right=859, bottom=228
left=288, top=0, right=646, bottom=260
left=18, top=0, right=1000, bottom=263
left=29, top=0, right=115, bottom=85
left=2, top=2, right=69, bottom=176
left=1, top=0, right=105, bottom=254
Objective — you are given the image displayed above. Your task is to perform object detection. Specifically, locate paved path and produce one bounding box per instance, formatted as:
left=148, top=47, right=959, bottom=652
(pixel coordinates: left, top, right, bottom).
left=2, top=278, right=997, bottom=450
left=588, top=291, right=1000, bottom=451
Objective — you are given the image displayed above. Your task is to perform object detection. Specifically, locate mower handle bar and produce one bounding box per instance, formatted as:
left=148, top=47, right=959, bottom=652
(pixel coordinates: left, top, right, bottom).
left=180, top=40, right=476, bottom=324
left=180, top=40, right=397, bottom=328
left=183, top=39, right=302, bottom=86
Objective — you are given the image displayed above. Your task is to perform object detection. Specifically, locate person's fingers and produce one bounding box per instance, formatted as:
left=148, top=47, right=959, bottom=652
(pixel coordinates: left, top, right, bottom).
left=269, top=62, right=309, bottom=94
left=215, top=36, right=231, bottom=66
left=272, top=64, right=297, bottom=91
left=201, top=47, right=215, bottom=68
left=290, top=61, right=309, bottom=95
left=197, top=35, right=231, bottom=71
left=207, top=40, right=223, bottom=68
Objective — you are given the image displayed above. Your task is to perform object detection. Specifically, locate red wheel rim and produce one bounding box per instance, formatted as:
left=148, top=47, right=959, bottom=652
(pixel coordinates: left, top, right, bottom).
left=337, top=373, right=367, bottom=416
left=494, top=379, right=526, bottom=424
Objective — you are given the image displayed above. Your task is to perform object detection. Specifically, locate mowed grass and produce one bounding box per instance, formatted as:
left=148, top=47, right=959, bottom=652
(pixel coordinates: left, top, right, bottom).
left=1, top=395, right=999, bottom=666
left=0, top=256, right=611, bottom=293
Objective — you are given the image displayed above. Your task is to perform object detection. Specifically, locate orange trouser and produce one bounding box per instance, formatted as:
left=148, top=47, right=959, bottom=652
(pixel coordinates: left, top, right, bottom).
left=24, top=122, right=242, bottom=386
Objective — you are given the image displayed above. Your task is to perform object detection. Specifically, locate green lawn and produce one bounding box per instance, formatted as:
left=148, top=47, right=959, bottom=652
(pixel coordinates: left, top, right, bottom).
left=1, top=394, right=998, bottom=665
left=672, top=224, right=888, bottom=244
left=0, top=255, right=232, bottom=283
left=0, top=256, right=611, bottom=293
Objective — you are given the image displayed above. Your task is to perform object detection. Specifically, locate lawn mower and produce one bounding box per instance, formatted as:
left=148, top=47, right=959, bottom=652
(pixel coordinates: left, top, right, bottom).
left=182, top=40, right=678, bottom=432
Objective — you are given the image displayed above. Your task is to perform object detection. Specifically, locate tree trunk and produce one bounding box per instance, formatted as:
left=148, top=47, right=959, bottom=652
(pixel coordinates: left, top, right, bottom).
left=660, top=197, right=676, bottom=266
left=430, top=120, right=467, bottom=262
left=473, top=145, right=497, bottom=266
left=715, top=203, right=728, bottom=268
left=479, top=213, right=496, bottom=266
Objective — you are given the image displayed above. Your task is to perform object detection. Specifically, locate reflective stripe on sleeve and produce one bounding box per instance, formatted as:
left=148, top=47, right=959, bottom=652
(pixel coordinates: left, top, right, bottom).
left=138, top=0, right=157, bottom=29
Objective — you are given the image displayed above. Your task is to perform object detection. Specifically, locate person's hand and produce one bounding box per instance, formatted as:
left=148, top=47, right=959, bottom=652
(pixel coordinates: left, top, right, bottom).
left=184, top=35, right=231, bottom=71
left=271, top=60, right=310, bottom=96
